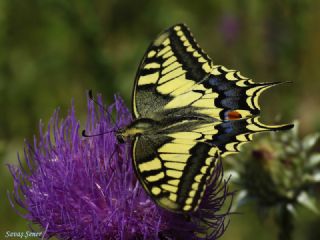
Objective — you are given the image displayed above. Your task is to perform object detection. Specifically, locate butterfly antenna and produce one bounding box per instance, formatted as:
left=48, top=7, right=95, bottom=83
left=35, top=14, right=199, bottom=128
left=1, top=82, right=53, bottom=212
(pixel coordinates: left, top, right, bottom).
left=82, top=129, right=115, bottom=138
left=88, top=90, right=120, bottom=129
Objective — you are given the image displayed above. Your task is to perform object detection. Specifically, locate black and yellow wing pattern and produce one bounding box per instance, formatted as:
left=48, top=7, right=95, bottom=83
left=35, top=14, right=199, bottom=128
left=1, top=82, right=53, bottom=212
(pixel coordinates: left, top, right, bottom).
left=130, top=23, right=293, bottom=212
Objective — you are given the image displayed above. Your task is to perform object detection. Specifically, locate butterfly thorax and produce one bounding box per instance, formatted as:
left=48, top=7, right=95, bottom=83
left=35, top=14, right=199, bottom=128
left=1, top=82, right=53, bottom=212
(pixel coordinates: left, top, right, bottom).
left=116, top=116, right=212, bottom=144
left=116, top=118, right=157, bottom=143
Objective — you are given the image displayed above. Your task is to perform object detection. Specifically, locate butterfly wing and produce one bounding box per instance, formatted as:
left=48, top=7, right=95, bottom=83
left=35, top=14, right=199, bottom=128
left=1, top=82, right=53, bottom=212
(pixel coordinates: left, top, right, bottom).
left=132, top=23, right=288, bottom=123
left=206, top=117, right=292, bottom=157
left=131, top=23, right=293, bottom=212
left=132, top=23, right=214, bottom=120
left=132, top=121, right=220, bottom=212
left=132, top=117, right=291, bottom=212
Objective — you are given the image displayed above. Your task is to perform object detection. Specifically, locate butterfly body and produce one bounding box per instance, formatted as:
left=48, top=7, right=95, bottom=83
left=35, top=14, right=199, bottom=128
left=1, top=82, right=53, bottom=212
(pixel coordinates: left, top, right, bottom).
left=116, top=118, right=156, bottom=143
left=119, top=23, right=293, bottom=213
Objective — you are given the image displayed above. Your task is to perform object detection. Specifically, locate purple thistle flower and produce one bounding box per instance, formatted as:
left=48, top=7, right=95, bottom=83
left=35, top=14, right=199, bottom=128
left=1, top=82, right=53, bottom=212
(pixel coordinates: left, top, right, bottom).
left=8, top=94, right=232, bottom=240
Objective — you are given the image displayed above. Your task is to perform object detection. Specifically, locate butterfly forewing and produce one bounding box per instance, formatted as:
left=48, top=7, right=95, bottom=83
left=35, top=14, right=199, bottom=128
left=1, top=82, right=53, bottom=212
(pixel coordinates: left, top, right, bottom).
left=132, top=24, right=214, bottom=120
left=133, top=24, right=290, bottom=122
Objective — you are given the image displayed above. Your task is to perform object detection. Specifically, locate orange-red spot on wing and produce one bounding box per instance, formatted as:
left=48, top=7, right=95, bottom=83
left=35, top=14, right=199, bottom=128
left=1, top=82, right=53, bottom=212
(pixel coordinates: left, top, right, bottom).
left=226, top=110, right=242, bottom=120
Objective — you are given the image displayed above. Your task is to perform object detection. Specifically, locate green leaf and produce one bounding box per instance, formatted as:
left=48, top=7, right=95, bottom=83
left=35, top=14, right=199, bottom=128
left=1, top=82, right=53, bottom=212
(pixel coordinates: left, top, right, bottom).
left=285, top=145, right=297, bottom=154
left=224, top=170, right=239, bottom=181
left=286, top=204, right=297, bottom=217
left=308, top=153, right=320, bottom=167
left=297, top=191, right=319, bottom=214
left=303, top=172, right=320, bottom=183
left=280, top=133, right=291, bottom=142
left=291, top=121, right=299, bottom=137
left=311, top=172, right=320, bottom=182
left=302, top=133, right=320, bottom=151
left=232, top=190, right=249, bottom=211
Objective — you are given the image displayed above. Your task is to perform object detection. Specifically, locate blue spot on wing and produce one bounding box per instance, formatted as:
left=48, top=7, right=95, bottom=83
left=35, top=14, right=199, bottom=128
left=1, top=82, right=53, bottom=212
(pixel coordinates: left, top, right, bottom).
left=209, top=77, right=220, bottom=85
left=208, top=76, right=232, bottom=91
left=224, top=88, right=243, bottom=97
left=211, top=120, right=248, bottom=149
left=221, top=98, right=240, bottom=108
left=224, top=125, right=234, bottom=133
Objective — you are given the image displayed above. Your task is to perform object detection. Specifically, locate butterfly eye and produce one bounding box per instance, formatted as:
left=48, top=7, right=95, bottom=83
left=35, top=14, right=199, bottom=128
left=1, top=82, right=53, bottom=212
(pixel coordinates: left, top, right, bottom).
left=116, top=134, right=125, bottom=144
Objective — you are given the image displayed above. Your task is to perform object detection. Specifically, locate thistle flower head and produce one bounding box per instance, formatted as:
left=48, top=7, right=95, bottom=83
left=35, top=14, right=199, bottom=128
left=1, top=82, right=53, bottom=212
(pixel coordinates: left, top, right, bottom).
left=226, top=121, right=320, bottom=215
left=8, top=94, right=232, bottom=240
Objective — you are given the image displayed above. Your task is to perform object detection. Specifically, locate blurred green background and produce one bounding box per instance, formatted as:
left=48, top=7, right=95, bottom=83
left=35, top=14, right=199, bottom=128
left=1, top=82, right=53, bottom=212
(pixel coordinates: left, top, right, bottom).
left=1, top=0, right=319, bottom=239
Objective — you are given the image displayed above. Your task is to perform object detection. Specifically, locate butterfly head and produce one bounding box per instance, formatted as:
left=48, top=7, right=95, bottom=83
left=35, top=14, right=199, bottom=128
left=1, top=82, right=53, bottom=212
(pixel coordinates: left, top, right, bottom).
left=115, top=130, right=127, bottom=144
left=115, top=126, right=145, bottom=144
left=115, top=125, right=143, bottom=143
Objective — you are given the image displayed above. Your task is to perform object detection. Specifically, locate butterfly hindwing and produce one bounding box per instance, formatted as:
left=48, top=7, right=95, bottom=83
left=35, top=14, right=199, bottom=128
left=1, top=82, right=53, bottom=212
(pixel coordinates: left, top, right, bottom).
left=132, top=120, right=219, bottom=212
left=205, top=117, right=293, bottom=157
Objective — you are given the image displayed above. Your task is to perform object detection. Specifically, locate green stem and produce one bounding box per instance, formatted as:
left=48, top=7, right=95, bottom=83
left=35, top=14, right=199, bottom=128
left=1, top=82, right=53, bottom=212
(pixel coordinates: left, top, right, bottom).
left=277, top=204, right=294, bottom=240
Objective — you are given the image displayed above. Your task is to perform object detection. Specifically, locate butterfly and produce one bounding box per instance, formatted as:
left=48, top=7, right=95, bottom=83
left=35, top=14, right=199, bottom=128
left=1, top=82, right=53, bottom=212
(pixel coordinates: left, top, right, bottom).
left=115, top=23, right=293, bottom=213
